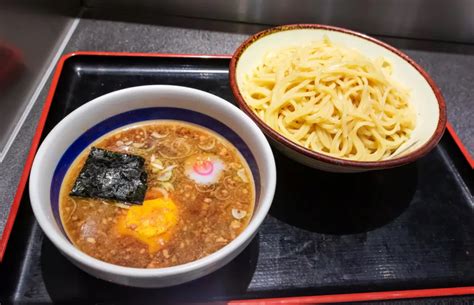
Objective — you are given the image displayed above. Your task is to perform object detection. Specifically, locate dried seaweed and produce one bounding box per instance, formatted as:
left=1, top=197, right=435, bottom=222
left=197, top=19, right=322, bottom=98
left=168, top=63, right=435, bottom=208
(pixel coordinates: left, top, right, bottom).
left=70, top=147, right=147, bottom=204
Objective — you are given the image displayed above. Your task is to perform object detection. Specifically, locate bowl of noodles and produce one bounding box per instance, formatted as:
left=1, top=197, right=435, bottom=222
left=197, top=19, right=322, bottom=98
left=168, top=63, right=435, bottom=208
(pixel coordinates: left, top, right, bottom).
left=230, top=24, right=447, bottom=172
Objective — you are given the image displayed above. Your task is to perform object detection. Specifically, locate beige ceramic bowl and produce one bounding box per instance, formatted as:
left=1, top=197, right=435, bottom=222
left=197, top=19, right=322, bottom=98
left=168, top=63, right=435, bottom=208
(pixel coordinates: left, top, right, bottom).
left=230, top=24, right=447, bottom=173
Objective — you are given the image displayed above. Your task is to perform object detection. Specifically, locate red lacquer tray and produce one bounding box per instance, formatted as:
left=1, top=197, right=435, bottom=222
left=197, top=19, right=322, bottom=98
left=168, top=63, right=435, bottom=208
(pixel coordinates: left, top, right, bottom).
left=0, top=52, right=473, bottom=305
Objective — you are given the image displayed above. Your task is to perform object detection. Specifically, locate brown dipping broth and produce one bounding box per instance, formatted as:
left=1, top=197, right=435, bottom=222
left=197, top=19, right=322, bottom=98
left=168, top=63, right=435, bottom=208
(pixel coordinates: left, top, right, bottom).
left=59, top=121, right=254, bottom=268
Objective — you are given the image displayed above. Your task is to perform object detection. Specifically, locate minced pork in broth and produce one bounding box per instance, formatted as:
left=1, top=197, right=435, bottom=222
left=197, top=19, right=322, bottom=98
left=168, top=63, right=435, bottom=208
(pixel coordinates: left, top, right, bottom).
left=60, top=121, right=254, bottom=268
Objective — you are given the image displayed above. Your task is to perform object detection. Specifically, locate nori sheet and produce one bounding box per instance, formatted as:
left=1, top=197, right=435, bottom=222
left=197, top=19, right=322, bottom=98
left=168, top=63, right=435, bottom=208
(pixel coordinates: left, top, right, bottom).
left=70, top=147, right=147, bottom=204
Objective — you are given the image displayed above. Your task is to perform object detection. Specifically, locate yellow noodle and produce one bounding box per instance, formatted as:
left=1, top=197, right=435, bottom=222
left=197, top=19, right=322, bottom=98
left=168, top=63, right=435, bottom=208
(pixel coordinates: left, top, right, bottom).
left=242, top=37, right=416, bottom=161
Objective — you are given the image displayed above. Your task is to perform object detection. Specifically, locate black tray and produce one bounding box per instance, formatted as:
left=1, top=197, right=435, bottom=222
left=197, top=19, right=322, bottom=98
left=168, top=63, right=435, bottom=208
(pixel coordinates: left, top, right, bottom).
left=1, top=53, right=473, bottom=305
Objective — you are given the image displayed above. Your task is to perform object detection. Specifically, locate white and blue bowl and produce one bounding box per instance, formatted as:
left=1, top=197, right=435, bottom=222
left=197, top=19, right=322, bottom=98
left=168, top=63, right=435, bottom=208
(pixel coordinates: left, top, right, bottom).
left=29, top=85, right=276, bottom=288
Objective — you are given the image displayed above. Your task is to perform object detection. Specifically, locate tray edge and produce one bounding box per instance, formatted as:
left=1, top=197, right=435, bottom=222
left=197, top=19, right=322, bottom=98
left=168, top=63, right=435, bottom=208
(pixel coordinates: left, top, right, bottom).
left=446, top=122, right=474, bottom=169
left=0, top=51, right=68, bottom=261
left=229, top=287, right=474, bottom=304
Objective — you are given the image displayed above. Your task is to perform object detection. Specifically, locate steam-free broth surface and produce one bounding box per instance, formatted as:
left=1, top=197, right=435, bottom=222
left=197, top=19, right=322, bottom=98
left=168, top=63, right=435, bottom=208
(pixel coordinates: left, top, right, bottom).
left=60, top=121, right=254, bottom=268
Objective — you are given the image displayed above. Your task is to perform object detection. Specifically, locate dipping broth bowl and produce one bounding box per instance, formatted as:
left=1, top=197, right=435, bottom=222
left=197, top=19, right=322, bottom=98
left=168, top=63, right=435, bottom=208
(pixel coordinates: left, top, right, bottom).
left=29, top=85, right=276, bottom=287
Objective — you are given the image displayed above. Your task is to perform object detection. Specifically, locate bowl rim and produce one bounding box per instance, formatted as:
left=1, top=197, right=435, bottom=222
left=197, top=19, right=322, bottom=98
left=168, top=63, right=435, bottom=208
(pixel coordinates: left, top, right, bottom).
left=229, top=23, right=447, bottom=169
left=29, top=85, right=277, bottom=279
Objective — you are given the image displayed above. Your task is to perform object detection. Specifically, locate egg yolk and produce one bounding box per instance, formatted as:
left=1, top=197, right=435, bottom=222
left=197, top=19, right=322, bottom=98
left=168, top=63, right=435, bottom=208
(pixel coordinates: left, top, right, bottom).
left=116, top=198, right=178, bottom=252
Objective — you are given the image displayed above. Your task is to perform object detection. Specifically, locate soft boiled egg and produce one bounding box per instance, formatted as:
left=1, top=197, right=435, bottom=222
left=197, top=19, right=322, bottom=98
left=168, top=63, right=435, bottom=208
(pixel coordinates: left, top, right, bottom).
left=116, top=198, right=178, bottom=252
left=184, top=153, right=225, bottom=185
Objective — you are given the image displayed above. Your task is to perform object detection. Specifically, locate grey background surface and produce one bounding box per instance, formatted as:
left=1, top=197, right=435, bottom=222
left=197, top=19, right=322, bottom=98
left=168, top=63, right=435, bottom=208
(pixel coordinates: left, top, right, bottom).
left=0, top=0, right=79, bottom=159
left=0, top=13, right=473, bottom=247
left=85, top=0, right=474, bottom=43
